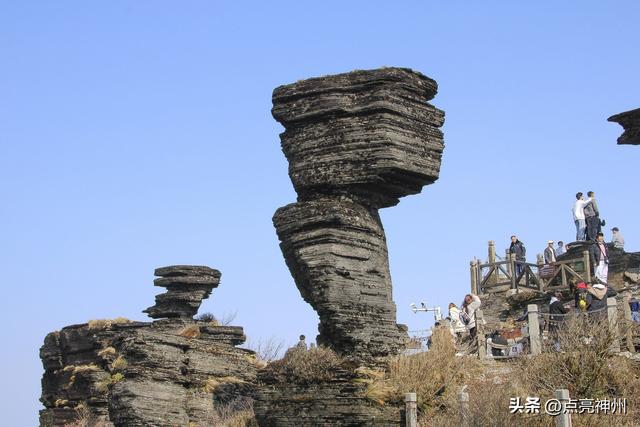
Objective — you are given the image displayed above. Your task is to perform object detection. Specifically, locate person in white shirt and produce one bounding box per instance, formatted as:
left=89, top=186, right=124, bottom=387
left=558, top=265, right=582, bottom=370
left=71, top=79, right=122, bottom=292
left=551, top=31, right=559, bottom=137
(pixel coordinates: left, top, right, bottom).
left=448, top=303, right=466, bottom=338
left=611, top=227, right=625, bottom=250
left=556, top=241, right=566, bottom=256
left=462, top=294, right=482, bottom=338
left=572, top=192, right=590, bottom=241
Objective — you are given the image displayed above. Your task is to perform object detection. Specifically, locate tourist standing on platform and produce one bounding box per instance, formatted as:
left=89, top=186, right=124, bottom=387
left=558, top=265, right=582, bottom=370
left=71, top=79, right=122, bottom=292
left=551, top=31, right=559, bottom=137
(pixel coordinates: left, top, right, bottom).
left=590, top=232, right=609, bottom=284
left=556, top=241, right=566, bottom=256
left=544, top=240, right=556, bottom=264
left=611, top=227, right=625, bottom=250
left=572, top=192, right=590, bottom=241
left=509, top=235, right=526, bottom=277
left=584, top=192, right=600, bottom=241
left=462, top=294, right=482, bottom=339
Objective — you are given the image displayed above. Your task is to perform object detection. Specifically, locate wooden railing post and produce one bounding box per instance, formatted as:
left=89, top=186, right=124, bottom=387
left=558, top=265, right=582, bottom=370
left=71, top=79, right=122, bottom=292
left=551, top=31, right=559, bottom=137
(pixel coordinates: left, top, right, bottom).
left=488, top=240, right=497, bottom=283
left=536, top=253, right=545, bottom=292
left=583, top=250, right=591, bottom=283
left=476, top=309, right=486, bottom=359
left=554, top=389, right=572, bottom=427
left=560, top=265, right=567, bottom=288
left=488, top=240, right=496, bottom=264
left=470, top=260, right=478, bottom=295
left=405, top=393, right=417, bottom=427
left=623, top=292, right=635, bottom=353
left=505, top=249, right=512, bottom=276
left=527, top=304, right=541, bottom=356
left=607, top=297, right=621, bottom=353
left=510, top=253, right=517, bottom=289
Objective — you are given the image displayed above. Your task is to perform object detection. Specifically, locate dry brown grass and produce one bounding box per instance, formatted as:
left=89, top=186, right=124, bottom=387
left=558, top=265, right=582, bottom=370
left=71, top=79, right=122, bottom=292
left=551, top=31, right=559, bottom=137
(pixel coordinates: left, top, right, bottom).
left=207, top=397, right=257, bottom=427
left=95, top=372, right=124, bottom=393
left=110, top=356, right=127, bottom=371
left=201, top=376, right=247, bottom=393
left=364, top=326, right=483, bottom=415
left=520, top=315, right=640, bottom=425
left=97, top=346, right=117, bottom=359
left=263, top=346, right=344, bottom=384
left=178, top=324, right=201, bottom=338
left=87, top=317, right=131, bottom=330
left=63, top=402, right=110, bottom=427
left=423, top=315, right=640, bottom=426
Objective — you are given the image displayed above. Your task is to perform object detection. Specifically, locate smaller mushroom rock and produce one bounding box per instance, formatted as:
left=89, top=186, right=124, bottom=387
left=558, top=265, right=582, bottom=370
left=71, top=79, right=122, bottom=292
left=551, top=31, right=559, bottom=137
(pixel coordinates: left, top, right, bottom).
left=143, top=265, right=220, bottom=319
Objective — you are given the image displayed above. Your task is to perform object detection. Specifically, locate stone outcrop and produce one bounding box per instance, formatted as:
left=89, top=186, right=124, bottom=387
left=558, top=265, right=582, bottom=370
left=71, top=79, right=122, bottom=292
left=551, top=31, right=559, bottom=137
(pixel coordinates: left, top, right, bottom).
left=561, top=241, right=640, bottom=289
left=608, top=108, right=640, bottom=145
left=254, top=368, right=400, bottom=426
left=272, top=67, right=445, bottom=362
left=144, top=265, right=220, bottom=319
left=256, top=67, right=445, bottom=426
left=39, top=266, right=257, bottom=427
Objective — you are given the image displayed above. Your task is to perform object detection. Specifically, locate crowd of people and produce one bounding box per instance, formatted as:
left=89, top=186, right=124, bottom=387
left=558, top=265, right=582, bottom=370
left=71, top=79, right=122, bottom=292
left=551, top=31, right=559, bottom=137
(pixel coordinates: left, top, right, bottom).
left=436, top=190, right=636, bottom=352
left=505, top=191, right=626, bottom=286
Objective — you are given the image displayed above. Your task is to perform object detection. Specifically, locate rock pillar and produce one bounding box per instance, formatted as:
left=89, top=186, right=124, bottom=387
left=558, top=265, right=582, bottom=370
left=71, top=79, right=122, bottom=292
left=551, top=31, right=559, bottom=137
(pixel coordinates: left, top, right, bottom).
left=272, top=67, right=445, bottom=362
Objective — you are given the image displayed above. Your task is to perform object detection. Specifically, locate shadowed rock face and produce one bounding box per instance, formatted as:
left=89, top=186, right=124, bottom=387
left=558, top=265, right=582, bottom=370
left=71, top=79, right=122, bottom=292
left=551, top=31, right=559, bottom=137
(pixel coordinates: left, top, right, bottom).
left=272, top=67, right=445, bottom=362
left=274, top=198, right=401, bottom=358
left=144, top=265, right=220, bottom=319
left=609, top=108, right=640, bottom=145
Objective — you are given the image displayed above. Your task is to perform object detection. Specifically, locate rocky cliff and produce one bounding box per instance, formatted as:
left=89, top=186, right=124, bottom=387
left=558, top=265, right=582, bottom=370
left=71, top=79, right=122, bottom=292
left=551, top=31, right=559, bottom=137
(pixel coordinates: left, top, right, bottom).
left=609, top=108, right=640, bottom=145
left=39, top=266, right=257, bottom=427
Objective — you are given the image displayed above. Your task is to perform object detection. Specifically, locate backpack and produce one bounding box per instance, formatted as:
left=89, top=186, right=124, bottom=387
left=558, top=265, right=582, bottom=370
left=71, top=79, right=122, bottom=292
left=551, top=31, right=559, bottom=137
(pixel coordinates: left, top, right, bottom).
left=460, top=311, right=471, bottom=325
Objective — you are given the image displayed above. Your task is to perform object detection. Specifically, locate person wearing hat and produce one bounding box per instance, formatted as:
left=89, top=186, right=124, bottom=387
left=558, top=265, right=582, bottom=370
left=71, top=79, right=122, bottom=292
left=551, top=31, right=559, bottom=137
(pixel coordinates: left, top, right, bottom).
left=544, top=240, right=557, bottom=264
left=509, top=235, right=526, bottom=277
left=586, top=282, right=617, bottom=315
left=611, top=227, right=625, bottom=250
left=589, top=232, right=609, bottom=284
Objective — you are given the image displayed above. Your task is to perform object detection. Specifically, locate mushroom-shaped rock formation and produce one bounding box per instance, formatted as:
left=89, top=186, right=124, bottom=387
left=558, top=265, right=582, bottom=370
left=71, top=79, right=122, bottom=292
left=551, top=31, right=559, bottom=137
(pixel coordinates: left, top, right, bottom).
left=143, top=265, right=220, bottom=319
left=608, top=108, right=640, bottom=145
left=272, top=67, right=445, bottom=363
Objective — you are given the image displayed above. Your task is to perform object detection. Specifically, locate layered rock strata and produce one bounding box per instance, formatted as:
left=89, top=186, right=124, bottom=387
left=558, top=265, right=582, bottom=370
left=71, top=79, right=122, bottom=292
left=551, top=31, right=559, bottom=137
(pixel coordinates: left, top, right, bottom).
left=254, top=368, right=400, bottom=426
left=144, top=265, right=220, bottom=319
left=608, top=108, right=640, bottom=145
left=40, top=266, right=257, bottom=427
left=272, top=67, right=445, bottom=362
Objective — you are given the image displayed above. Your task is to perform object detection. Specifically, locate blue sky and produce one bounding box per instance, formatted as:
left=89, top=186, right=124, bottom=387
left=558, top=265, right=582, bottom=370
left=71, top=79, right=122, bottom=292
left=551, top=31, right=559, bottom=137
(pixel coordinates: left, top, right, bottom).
left=1, top=1, right=638, bottom=424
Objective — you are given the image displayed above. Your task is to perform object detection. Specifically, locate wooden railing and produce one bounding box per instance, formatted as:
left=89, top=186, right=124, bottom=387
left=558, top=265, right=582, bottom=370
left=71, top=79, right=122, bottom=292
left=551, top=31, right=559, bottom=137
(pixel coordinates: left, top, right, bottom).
left=470, top=241, right=592, bottom=295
